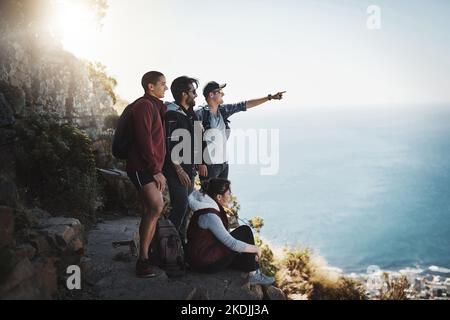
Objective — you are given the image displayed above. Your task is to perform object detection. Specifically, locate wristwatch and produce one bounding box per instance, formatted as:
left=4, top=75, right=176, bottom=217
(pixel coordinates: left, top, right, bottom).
left=268, top=94, right=272, bottom=100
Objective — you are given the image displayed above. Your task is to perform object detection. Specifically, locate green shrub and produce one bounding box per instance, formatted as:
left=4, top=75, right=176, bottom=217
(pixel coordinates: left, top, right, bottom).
left=14, top=113, right=100, bottom=225
left=88, top=62, right=117, bottom=104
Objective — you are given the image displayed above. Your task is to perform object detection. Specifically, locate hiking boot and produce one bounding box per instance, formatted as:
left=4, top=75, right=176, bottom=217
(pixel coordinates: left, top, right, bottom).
left=248, top=269, right=275, bottom=286
left=136, top=259, right=156, bottom=278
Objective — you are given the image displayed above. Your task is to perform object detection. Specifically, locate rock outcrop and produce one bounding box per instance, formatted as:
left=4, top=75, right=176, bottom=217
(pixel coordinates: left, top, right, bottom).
left=0, top=207, right=85, bottom=299
left=0, top=30, right=116, bottom=130
left=81, top=217, right=286, bottom=300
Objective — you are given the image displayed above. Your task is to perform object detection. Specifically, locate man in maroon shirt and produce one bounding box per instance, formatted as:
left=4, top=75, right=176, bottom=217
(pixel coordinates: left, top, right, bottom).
left=126, top=71, right=168, bottom=277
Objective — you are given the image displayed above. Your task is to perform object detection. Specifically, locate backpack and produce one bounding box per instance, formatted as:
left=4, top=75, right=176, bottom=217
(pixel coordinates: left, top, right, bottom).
left=201, top=107, right=231, bottom=131
left=149, top=216, right=186, bottom=278
left=111, top=97, right=149, bottom=160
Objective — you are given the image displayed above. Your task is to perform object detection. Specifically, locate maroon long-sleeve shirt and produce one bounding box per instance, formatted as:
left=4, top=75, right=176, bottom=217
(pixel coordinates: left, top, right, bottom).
left=126, top=93, right=167, bottom=175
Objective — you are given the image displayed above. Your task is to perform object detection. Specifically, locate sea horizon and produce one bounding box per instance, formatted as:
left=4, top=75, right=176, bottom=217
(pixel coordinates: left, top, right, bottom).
left=227, top=103, right=450, bottom=274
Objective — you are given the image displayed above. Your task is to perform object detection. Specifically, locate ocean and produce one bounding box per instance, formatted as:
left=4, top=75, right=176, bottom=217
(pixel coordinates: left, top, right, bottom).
left=226, top=104, right=450, bottom=274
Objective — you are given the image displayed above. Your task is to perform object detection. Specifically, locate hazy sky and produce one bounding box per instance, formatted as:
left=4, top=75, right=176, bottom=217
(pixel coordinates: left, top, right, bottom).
left=52, top=0, right=450, bottom=107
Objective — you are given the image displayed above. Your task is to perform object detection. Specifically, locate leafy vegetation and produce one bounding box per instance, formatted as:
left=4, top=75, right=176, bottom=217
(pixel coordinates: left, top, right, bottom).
left=88, top=62, right=118, bottom=105
left=14, top=113, right=100, bottom=225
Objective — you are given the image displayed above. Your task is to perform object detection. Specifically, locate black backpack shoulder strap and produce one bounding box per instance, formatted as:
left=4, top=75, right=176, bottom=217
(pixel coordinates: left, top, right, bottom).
left=219, top=107, right=231, bottom=129
left=201, top=107, right=211, bottom=130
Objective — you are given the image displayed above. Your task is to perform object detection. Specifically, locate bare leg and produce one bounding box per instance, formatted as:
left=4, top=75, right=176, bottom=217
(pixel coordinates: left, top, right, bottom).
left=138, top=182, right=164, bottom=260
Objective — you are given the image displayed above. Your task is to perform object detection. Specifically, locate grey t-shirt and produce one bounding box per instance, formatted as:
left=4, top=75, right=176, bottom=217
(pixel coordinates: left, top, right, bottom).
left=209, top=110, right=226, bottom=132
left=195, top=102, right=247, bottom=164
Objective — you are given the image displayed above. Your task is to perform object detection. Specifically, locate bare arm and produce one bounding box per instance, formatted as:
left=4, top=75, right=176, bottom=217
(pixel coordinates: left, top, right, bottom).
left=246, top=91, right=286, bottom=109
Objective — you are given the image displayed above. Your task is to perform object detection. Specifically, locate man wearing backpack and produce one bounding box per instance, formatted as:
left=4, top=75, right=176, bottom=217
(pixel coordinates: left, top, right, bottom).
left=195, top=81, right=285, bottom=181
left=126, top=71, right=168, bottom=278
left=163, top=76, right=203, bottom=244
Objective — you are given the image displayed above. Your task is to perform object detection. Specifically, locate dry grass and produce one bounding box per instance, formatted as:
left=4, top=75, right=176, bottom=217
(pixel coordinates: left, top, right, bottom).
left=274, top=247, right=367, bottom=300
left=248, top=216, right=367, bottom=300
left=377, top=272, right=409, bottom=300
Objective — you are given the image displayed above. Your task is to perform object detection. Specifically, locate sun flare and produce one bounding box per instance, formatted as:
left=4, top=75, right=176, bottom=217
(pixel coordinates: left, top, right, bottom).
left=49, top=0, right=100, bottom=59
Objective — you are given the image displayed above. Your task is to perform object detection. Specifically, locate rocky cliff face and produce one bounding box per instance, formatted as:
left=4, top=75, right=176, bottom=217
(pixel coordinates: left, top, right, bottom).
left=0, top=30, right=116, bottom=132
left=0, top=6, right=119, bottom=299
left=0, top=14, right=118, bottom=205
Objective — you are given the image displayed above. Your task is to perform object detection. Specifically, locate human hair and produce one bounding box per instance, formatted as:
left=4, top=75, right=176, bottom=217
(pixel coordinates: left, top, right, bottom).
left=170, top=76, right=199, bottom=105
left=202, top=178, right=231, bottom=201
left=141, top=71, right=164, bottom=91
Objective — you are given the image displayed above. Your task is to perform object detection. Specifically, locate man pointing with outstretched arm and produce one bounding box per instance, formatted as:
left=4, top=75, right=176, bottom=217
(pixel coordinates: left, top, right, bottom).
left=195, top=81, right=285, bottom=181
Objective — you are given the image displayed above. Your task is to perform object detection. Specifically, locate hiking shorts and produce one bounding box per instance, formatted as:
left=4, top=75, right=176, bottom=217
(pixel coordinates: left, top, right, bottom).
left=127, top=169, right=155, bottom=190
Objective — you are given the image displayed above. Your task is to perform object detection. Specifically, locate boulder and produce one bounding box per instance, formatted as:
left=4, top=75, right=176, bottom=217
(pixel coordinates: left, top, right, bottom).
left=0, top=279, right=43, bottom=300
left=0, top=258, right=35, bottom=296
left=37, top=217, right=84, bottom=252
left=265, top=285, right=287, bottom=300
left=0, top=257, right=57, bottom=300
left=29, top=233, right=52, bottom=256
left=245, top=283, right=265, bottom=300
left=32, top=257, right=58, bottom=299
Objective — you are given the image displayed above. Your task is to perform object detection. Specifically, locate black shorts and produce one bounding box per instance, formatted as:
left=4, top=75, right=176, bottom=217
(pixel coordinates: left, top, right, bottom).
left=127, top=169, right=155, bottom=190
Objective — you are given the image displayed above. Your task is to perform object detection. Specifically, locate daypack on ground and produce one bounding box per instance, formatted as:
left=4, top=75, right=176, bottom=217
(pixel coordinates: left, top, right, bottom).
left=149, top=216, right=186, bottom=278
left=111, top=97, right=149, bottom=160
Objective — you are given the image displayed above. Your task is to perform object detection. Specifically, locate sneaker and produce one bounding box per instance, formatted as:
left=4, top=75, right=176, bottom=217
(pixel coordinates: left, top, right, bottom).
left=136, top=259, right=156, bottom=278
left=248, top=269, right=275, bottom=286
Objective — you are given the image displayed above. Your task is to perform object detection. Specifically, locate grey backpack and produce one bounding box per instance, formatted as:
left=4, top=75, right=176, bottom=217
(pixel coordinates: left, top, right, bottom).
left=150, top=217, right=185, bottom=278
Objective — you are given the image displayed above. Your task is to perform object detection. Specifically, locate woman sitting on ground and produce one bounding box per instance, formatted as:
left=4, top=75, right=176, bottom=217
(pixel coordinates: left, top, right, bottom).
left=186, top=178, right=275, bottom=285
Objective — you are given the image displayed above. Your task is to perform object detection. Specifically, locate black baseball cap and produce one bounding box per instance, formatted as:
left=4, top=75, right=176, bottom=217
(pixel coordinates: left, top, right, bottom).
left=203, top=81, right=227, bottom=98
